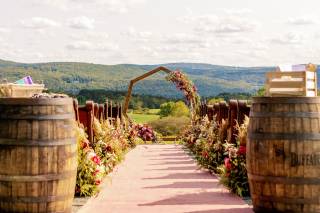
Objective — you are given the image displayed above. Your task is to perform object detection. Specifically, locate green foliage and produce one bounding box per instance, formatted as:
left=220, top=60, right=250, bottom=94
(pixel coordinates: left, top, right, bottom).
left=159, top=101, right=189, bottom=118
left=255, top=87, right=265, bottom=97
left=159, top=102, right=175, bottom=118
left=171, top=101, right=190, bottom=117
left=207, top=98, right=224, bottom=104
left=148, top=116, right=190, bottom=136
left=0, top=59, right=278, bottom=98
left=75, top=89, right=174, bottom=109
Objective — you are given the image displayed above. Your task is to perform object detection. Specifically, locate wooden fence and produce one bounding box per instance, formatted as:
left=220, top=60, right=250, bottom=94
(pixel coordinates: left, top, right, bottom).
left=199, top=99, right=250, bottom=143
left=73, top=99, right=123, bottom=143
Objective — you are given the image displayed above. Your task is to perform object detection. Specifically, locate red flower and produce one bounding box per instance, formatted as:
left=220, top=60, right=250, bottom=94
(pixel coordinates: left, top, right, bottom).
left=224, top=158, right=231, bottom=171
left=104, top=145, right=112, bottom=152
left=81, top=139, right=90, bottom=149
left=237, top=146, right=246, bottom=156
left=202, top=151, right=209, bottom=159
left=95, top=179, right=101, bottom=185
left=91, top=155, right=101, bottom=165
left=93, top=169, right=100, bottom=176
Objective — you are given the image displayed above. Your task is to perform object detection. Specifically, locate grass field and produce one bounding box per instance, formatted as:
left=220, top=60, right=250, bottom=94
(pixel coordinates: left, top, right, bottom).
left=128, top=109, right=160, bottom=124
left=128, top=113, right=160, bottom=124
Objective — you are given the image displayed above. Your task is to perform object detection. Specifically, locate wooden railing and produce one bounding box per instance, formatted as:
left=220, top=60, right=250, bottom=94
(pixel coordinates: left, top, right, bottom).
left=73, top=99, right=123, bottom=143
left=199, top=99, right=250, bottom=143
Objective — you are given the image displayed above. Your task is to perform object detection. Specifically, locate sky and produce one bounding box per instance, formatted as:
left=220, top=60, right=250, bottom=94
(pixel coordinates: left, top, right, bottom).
left=0, top=0, right=319, bottom=66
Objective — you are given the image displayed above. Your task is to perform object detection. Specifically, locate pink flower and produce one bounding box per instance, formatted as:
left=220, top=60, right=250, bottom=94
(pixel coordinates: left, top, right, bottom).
left=224, top=158, right=231, bottom=171
left=91, top=155, right=101, bottom=165
left=237, top=146, right=246, bottom=156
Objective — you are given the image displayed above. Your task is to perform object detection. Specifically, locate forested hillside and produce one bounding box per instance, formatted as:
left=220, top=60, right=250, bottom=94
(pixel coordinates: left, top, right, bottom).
left=0, top=58, right=304, bottom=98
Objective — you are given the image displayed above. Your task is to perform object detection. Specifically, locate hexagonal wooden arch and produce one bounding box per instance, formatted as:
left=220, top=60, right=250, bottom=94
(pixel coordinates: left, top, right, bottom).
left=123, top=66, right=173, bottom=117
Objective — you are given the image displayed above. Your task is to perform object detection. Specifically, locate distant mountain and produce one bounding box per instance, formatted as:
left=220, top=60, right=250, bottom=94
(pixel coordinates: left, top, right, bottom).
left=0, top=59, right=301, bottom=98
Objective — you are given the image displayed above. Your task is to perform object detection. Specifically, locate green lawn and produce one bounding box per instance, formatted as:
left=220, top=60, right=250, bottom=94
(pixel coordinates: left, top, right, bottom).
left=148, top=109, right=160, bottom=114
left=128, top=113, right=160, bottom=124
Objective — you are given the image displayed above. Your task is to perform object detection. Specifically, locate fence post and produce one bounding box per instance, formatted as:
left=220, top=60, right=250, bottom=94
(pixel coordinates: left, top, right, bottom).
left=94, top=103, right=99, bottom=119
left=228, top=100, right=239, bottom=144
left=99, top=104, right=104, bottom=121
left=219, top=101, right=228, bottom=124
left=73, top=98, right=79, bottom=122
left=238, top=100, right=250, bottom=125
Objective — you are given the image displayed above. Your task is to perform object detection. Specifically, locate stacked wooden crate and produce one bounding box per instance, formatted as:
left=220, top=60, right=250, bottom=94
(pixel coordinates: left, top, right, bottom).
left=265, top=63, right=317, bottom=97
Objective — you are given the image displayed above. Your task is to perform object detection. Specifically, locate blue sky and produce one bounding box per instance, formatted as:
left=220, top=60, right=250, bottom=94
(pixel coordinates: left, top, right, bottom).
left=0, top=0, right=319, bottom=66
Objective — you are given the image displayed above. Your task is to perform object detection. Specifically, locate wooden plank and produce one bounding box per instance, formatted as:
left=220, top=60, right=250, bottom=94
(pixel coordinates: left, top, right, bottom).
left=268, top=81, right=303, bottom=88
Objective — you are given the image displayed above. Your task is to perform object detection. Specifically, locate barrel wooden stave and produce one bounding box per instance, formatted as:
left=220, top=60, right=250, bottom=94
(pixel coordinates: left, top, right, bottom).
left=247, top=97, right=320, bottom=213
left=0, top=98, right=77, bottom=213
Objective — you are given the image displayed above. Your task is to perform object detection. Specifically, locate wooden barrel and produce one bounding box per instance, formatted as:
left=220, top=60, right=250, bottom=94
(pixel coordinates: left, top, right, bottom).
left=247, top=97, right=320, bottom=213
left=0, top=98, right=77, bottom=213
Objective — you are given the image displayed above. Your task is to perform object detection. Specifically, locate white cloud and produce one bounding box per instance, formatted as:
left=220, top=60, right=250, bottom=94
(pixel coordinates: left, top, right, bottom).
left=21, top=17, right=60, bottom=29
left=35, top=0, right=146, bottom=13
left=223, top=8, right=253, bottom=16
left=70, top=31, right=109, bottom=40
left=66, top=40, right=118, bottom=51
left=0, top=27, right=10, bottom=33
left=123, top=27, right=153, bottom=42
left=66, top=41, right=92, bottom=50
left=68, top=16, right=95, bottom=29
left=270, top=32, right=305, bottom=45
left=179, top=13, right=258, bottom=34
left=195, top=16, right=258, bottom=34
left=161, top=33, right=211, bottom=48
left=287, top=16, right=317, bottom=25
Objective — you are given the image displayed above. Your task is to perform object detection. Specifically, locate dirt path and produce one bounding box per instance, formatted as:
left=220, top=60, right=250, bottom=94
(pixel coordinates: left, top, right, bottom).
left=77, top=144, right=253, bottom=213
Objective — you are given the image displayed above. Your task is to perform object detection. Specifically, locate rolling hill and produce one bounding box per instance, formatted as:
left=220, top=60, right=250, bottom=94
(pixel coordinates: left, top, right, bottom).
left=0, top=59, right=290, bottom=98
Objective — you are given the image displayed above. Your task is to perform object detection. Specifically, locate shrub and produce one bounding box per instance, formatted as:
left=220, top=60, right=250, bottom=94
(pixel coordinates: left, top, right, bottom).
left=148, top=116, right=190, bottom=136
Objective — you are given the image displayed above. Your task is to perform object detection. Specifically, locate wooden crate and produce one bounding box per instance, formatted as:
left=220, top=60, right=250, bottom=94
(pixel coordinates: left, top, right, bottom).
left=0, top=83, right=45, bottom=97
left=265, top=70, right=317, bottom=97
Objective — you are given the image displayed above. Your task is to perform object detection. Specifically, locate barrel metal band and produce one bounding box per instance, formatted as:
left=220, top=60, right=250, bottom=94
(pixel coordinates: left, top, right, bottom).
left=0, top=98, right=73, bottom=106
left=0, top=208, right=72, bottom=213
left=253, top=206, right=318, bottom=213
left=0, top=170, right=76, bottom=182
left=0, top=194, right=73, bottom=203
left=0, top=138, right=76, bottom=146
left=248, top=173, right=320, bottom=184
left=0, top=114, right=74, bottom=120
left=252, top=97, right=320, bottom=104
left=248, top=132, right=320, bottom=141
left=252, top=195, right=319, bottom=205
left=250, top=111, right=320, bottom=118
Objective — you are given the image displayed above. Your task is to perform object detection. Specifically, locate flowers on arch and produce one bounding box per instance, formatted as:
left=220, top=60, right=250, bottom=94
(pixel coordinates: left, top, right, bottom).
left=166, top=70, right=200, bottom=119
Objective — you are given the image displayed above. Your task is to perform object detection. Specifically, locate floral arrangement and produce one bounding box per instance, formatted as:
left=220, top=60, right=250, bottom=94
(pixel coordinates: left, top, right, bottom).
left=181, top=114, right=250, bottom=197
left=218, top=141, right=249, bottom=197
left=181, top=116, right=226, bottom=173
left=218, top=116, right=249, bottom=197
left=75, top=125, right=105, bottom=196
left=131, top=123, right=161, bottom=143
left=166, top=70, right=201, bottom=120
left=75, top=117, right=139, bottom=197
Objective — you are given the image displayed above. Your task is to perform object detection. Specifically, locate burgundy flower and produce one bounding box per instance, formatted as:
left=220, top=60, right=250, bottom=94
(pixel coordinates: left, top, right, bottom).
left=224, top=158, right=231, bottom=171
left=93, top=169, right=100, bottom=176
left=237, top=146, right=246, bottom=156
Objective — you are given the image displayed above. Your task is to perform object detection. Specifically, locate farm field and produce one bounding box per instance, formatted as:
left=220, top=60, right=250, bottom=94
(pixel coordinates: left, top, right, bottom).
left=128, top=108, right=160, bottom=123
